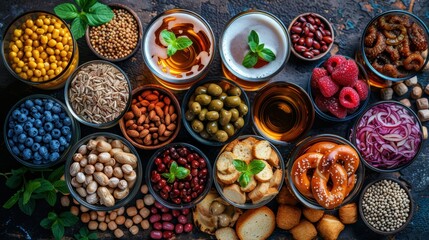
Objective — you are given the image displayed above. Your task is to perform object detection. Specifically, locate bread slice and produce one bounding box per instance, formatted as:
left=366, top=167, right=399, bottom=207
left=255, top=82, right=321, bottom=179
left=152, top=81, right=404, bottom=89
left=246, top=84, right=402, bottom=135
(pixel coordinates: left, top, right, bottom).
left=253, top=140, right=272, bottom=160
left=217, top=170, right=240, bottom=185
left=267, top=150, right=280, bottom=167
left=223, top=184, right=246, bottom=204
left=254, top=161, right=273, bottom=182
left=269, top=169, right=283, bottom=188
left=248, top=182, right=270, bottom=202
left=216, top=151, right=236, bottom=174
left=232, top=142, right=253, bottom=164
left=225, top=139, right=240, bottom=152
left=251, top=187, right=278, bottom=205
left=236, top=206, right=275, bottom=240
left=242, top=137, right=258, bottom=147
left=215, top=227, right=239, bottom=240
left=240, top=176, right=257, bottom=192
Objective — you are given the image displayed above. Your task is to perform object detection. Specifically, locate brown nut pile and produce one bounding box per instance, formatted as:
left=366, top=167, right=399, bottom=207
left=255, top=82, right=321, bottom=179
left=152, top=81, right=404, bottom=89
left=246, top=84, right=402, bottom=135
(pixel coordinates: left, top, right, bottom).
left=89, top=8, right=138, bottom=59
left=69, top=136, right=138, bottom=207
left=123, top=89, right=178, bottom=146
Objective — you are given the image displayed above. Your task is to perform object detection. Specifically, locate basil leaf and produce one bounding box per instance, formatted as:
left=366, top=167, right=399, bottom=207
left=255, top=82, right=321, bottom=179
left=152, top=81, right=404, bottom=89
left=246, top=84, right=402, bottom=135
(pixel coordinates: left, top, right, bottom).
left=48, top=165, right=65, bottom=182
left=238, top=173, right=250, bottom=188
left=258, top=48, right=276, bottom=62
left=88, top=232, right=98, bottom=239
left=175, top=37, right=193, bottom=50
left=70, top=17, right=87, bottom=40
left=52, top=220, right=65, bottom=240
left=40, top=218, right=53, bottom=229
left=167, top=45, right=177, bottom=57
left=48, top=212, right=58, bottom=221
left=161, top=29, right=176, bottom=45
left=60, top=212, right=78, bottom=227
left=256, top=43, right=265, bottom=52
left=232, top=160, right=248, bottom=172
left=169, top=161, right=178, bottom=175
left=162, top=173, right=175, bottom=183
left=2, top=191, right=21, bottom=209
left=75, top=0, right=86, bottom=8
left=54, top=3, right=79, bottom=20
left=242, top=52, right=259, bottom=68
left=18, top=197, right=35, bottom=216
left=249, top=160, right=266, bottom=175
left=53, top=180, right=69, bottom=194
left=175, top=167, right=190, bottom=180
left=23, top=180, right=41, bottom=204
left=248, top=30, right=259, bottom=46
left=34, top=179, right=54, bottom=193
left=87, top=2, right=114, bottom=26
left=46, top=190, right=57, bottom=207
left=248, top=41, right=258, bottom=52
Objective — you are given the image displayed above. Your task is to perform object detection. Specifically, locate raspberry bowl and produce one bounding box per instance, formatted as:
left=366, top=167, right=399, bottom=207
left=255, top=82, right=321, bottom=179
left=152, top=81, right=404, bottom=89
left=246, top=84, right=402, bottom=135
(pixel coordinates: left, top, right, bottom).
left=308, top=55, right=371, bottom=122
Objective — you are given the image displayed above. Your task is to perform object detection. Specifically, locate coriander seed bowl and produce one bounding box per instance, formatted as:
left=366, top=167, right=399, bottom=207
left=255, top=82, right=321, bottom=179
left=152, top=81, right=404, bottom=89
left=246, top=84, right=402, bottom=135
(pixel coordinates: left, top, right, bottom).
left=64, top=60, right=132, bottom=129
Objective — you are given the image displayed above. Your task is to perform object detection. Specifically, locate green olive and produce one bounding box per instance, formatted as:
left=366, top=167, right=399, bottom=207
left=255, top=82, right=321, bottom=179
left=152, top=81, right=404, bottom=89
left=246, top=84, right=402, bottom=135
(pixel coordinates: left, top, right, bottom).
left=190, top=102, right=202, bottom=114
left=200, top=129, right=210, bottom=139
left=223, top=123, right=235, bottom=137
left=207, top=83, right=223, bottom=97
left=234, top=117, right=245, bottom=129
left=230, top=108, right=240, bottom=122
left=208, top=99, right=224, bottom=111
left=206, top=121, right=219, bottom=135
left=215, top=130, right=229, bottom=142
left=194, top=94, right=212, bottom=106
left=206, top=111, right=220, bottom=121
left=187, top=95, right=195, bottom=109
left=219, top=109, right=232, bottom=126
left=238, top=103, right=249, bottom=116
left=198, top=108, right=208, bottom=121
left=195, top=86, right=207, bottom=95
left=219, top=92, right=228, bottom=102
left=191, top=119, right=204, bottom=133
left=227, top=87, right=241, bottom=96
left=185, top=110, right=195, bottom=121
left=224, top=96, right=241, bottom=107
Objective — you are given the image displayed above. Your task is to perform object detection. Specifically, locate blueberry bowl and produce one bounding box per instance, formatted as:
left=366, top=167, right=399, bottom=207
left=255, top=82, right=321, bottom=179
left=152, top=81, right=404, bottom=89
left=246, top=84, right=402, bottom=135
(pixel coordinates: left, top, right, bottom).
left=4, top=94, right=80, bottom=168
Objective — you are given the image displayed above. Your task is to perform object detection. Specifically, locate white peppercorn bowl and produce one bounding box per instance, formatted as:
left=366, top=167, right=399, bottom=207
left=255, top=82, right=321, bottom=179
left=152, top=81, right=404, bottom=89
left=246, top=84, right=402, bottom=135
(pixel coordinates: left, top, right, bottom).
left=85, top=3, right=143, bottom=62
left=358, top=176, right=414, bottom=235
left=65, top=132, right=143, bottom=211
left=64, top=60, right=132, bottom=129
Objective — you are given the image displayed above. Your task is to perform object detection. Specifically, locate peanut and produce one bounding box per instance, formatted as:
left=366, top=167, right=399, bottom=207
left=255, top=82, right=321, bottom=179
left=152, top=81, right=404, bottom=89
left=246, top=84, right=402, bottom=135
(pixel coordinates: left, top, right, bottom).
left=114, top=152, right=137, bottom=168
left=70, top=162, right=80, bottom=176
left=93, top=172, right=109, bottom=186
left=97, top=187, right=115, bottom=207
left=114, top=187, right=129, bottom=200
left=96, top=140, right=112, bottom=152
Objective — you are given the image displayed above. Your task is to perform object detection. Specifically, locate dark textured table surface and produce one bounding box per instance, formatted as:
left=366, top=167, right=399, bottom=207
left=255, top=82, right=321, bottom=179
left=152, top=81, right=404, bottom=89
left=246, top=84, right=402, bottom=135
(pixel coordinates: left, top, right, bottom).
left=1, top=0, right=429, bottom=239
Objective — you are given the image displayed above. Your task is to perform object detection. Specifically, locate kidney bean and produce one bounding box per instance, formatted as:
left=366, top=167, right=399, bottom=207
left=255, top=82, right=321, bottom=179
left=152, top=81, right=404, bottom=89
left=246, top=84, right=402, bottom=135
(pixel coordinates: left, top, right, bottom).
left=307, top=23, right=315, bottom=32
left=311, top=49, right=321, bottom=55
left=303, top=51, right=314, bottom=59
left=324, top=29, right=331, bottom=36
left=303, top=27, right=310, bottom=36
left=184, top=223, right=193, bottom=233
left=149, top=214, right=161, bottom=223
left=151, top=206, right=158, bottom=214
left=153, top=222, right=162, bottom=230
left=178, top=215, right=187, bottom=224
left=323, top=36, right=333, bottom=44
left=315, top=17, right=321, bottom=25
left=162, top=213, right=173, bottom=221
left=321, top=45, right=329, bottom=52
left=181, top=208, right=190, bottom=215
left=161, top=206, right=170, bottom=213
left=162, top=222, right=175, bottom=231
left=316, top=30, right=323, bottom=41
left=172, top=210, right=181, bottom=217
left=313, top=40, right=321, bottom=49
left=305, top=37, right=314, bottom=48
left=298, top=16, right=306, bottom=22
left=307, top=32, right=314, bottom=38
left=307, top=16, right=315, bottom=24
left=294, top=45, right=307, bottom=52
left=150, top=230, right=163, bottom=239
left=175, top=224, right=184, bottom=234
left=291, top=26, right=302, bottom=34
left=163, top=231, right=174, bottom=239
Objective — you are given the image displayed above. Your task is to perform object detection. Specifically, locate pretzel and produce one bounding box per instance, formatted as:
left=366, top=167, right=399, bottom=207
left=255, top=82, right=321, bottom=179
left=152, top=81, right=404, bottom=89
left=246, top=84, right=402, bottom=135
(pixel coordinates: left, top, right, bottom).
left=312, top=163, right=348, bottom=209
left=291, top=153, right=323, bottom=199
left=318, top=145, right=360, bottom=177
left=306, top=141, right=337, bottom=155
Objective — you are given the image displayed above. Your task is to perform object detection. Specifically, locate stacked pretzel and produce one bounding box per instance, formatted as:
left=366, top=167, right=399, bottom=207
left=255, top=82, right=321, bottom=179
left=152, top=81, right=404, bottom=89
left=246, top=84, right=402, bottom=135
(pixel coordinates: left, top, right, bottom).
left=291, top=142, right=359, bottom=209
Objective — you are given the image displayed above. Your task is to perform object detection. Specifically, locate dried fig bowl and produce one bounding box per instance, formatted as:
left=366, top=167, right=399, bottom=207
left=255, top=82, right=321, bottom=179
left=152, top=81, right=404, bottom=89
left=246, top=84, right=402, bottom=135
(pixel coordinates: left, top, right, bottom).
left=65, top=132, right=142, bottom=211
left=119, top=84, right=181, bottom=150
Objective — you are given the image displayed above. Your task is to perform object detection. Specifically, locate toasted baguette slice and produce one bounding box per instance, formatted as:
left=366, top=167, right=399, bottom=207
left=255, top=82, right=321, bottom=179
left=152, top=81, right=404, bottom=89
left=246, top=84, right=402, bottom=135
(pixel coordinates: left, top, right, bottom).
left=217, top=170, right=240, bottom=185
left=254, top=160, right=273, bottom=182
left=267, top=150, right=280, bottom=167
left=269, top=169, right=283, bottom=188
left=223, top=184, right=246, bottom=204
left=225, top=139, right=240, bottom=152
left=248, top=182, right=270, bottom=202
left=236, top=206, right=275, bottom=240
left=215, top=227, right=239, bottom=240
left=240, top=176, right=257, bottom=192
left=232, top=142, right=253, bottom=163
left=216, top=151, right=236, bottom=174
left=252, top=187, right=279, bottom=204
left=242, top=137, right=258, bottom=147
left=253, top=140, right=272, bottom=160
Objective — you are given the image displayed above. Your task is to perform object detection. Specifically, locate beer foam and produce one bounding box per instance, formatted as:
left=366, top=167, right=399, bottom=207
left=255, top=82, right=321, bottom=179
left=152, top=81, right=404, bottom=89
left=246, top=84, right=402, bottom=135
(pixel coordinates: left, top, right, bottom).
left=221, top=12, right=289, bottom=80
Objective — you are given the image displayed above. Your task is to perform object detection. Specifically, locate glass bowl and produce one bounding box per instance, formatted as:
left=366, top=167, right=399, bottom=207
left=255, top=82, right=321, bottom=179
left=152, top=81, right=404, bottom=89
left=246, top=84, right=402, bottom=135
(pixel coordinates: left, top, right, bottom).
left=181, top=77, right=250, bottom=146
left=119, top=84, right=181, bottom=150
left=1, top=11, right=79, bottom=90
left=65, top=132, right=143, bottom=211
left=252, top=81, right=314, bottom=145
left=286, top=134, right=365, bottom=210
left=307, top=55, right=371, bottom=122
left=145, top=142, right=213, bottom=209
left=350, top=101, right=423, bottom=172
left=64, top=60, right=132, bottom=129
left=288, top=12, right=334, bottom=61
left=213, top=135, right=285, bottom=209
left=85, top=3, right=142, bottom=62
left=4, top=94, right=80, bottom=169
left=359, top=177, right=414, bottom=235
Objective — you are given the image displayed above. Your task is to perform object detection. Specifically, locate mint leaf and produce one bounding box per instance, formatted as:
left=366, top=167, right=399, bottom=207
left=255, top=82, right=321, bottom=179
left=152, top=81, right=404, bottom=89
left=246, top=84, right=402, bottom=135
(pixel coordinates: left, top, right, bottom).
left=71, top=17, right=87, bottom=40
left=232, top=160, right=248, bottom=172
left=175, top=167, right=190, bottom=180
left=46, top=190, right=57, bottom=207
left=87, top=3, right=114, bottom=26
left=238, top=172, right=250, bottom=188
left=242, top=52, right=258, bottom=68
left=18, top=197, right=35, bottom=216
left=249, top=160, right=266, bottom=175
left=54, top=3, right=79, bottom=20
left=256, top=43, right=265, bottom=52
left=88, top=232, right=98, bottom=239
left=48, top=166, right=65, bottom=182
left=249, top=41, right=258, bottom=52
left=48, top=212, right=58, bottom=221
left=2, top=191, right=21, bottom=209
left=40, top=218, right=53, bottom=229
left=258, top=48, right=276, bottom=62
left=6, top=168, right=27, bottom=189
left=161, top=30, right=193, bottom=57
left=169, top=161, right=178, bottom=175
left=162, top=172, right=175, bottom=183
left=54, top=180, right=69, bottom=194
left=175, top=37, right=193, bottom=50
left=34, top=179, right=54, bottom=193
left=52, top=220, right=65, bottom=240
left=23, top=181, right=41, bottom=204
left=60, top=212, right=78, bottom=227
left=161, top=29, right=176, bottom=44
left=248, top=30, right=259, bottom=45
left=79, top=0, right=97, bottom=12
left=167, top=44, right=177, bottom=57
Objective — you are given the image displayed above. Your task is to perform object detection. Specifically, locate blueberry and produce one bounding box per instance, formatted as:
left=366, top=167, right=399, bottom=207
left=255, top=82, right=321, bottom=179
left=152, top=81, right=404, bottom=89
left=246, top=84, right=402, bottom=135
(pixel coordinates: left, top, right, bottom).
left=34, top=136, right=42, bottom=143
left=31, top=106, right=38, bottom=113
left=28, top=127, right=38, bottom=137
left=54, top=121, right=63, bottom=129
left=59, top=136, right=68, bottom=146
left=8, top=139, right=15, bottom=146
left=21, top=108, right=28, bottom=115
left=50, top=140, right=60, bottom=150
left=32, top=112, right=42, bottom=119
left=43, top=134, right=52, bottom=143
left=34, top=99, right=43, bottom=106
left=61, top=126, right=71, bottom=135
left=39, top=146, right=48, bottom=156
left=12, top=109, right=21, bottom=119
left=22, top=148, right=32, bottom=160
left=38, top=128, right=46, bottom=136
left=66, top=134, right=72, bottom=142
left=8, top=120, right=15, bottom=128
left=44, top=101, right=53, bottom=110
left=14, top=125, right=23, bottom=134
left=51, top=129, right=61, bottom=139
left=44, top=122, right=54, bottom=131
left=18, top=144, right=25, bottom=151
left=35, top=105, right=42, bottom=112
left=44, top=112, right=53, bottom=122
left=52, top=104, right=62, bottom=113
left=27, top=117, right=35, bottom=123
left=18, top=133, right=27, bottom=143
left=49, top=152, right=60, bottom=162
left=24, top=122, right=33, bottom=131
left=12, top=135, right=18, bottom=143
left=25, top=138, right=34, bottom=147
left=33, top=152, right=42, bottom=161
left=59, top=146, right=65, bottom=152
left=63, top=117, right=72, bottom=126
left=42, top=152, right=49, bottom=160
left=31, top=143, right=41, bottom=152
left=34, top=119, right=42, bottom=128
left=59, top=113, right=66, bottom=119
left=7, top=129, right=14, bottom=138
left=11, top=146, right=20, bottom=155
left=25, top=100, right=34, bottom=108
left=18, top=114, right=27, bottom=123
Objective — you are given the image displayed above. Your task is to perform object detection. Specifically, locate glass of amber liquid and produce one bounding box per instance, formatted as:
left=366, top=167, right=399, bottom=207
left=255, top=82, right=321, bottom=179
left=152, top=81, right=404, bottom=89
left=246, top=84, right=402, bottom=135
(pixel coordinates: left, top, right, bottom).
left=219, top=10, right=291, bottom=91
left=252, top=81, right=314, bottom=145
left=142, top=9, right=215, bottom=90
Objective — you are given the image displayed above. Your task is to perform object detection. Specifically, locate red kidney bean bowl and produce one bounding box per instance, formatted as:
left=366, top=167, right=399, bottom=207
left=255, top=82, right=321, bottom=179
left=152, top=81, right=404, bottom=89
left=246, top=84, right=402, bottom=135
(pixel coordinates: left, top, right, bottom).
left=288, top=12, right=335, bottom=61
left=145, top=142, right=213, bottom=209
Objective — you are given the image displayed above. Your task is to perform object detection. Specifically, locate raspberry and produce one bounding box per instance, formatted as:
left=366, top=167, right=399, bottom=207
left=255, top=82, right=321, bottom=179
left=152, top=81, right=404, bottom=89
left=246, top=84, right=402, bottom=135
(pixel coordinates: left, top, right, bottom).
left=318, top=76, right=339, bottom=98
left=339, top=87, right=360, bottom=109
left=311, top=68, right=328, bottom=89
left=324, top=55, right=346, bottom=73
left=314, top=93, right=328, bottom=112
left=354, top=79, right=369, bottom=100
left=325, top=97, right=347, bottom=119
left=331, top=59, right=359, bottom=86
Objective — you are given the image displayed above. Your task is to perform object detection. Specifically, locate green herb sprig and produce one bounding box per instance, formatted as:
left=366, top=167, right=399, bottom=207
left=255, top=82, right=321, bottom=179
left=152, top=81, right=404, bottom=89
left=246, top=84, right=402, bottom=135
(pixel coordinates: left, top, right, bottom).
left=74, top=227, right=98, bottom=240
left=161, top=161, right=190, bottom=183
left=40, top=211, right=79, bottom=240
left=54, top=0, right=114, bottom=39
left=242, top=30, right=276, bottom=68
left=232, top=159, right=265, bottom=188
left=161, top=29, right=193, bottom=57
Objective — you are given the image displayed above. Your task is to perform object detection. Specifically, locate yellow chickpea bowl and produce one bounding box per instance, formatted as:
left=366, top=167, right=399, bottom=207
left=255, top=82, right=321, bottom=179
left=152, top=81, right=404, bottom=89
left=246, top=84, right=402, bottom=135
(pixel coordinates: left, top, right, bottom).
left=1, top=11, right=79, bottom=90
